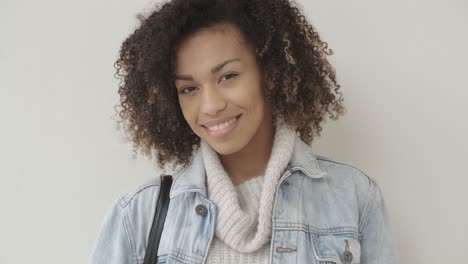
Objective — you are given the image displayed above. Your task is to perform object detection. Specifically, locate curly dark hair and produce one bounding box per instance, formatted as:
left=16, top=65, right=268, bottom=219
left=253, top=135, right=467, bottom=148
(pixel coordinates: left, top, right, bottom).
left=114, top=0, right=345, bottom=170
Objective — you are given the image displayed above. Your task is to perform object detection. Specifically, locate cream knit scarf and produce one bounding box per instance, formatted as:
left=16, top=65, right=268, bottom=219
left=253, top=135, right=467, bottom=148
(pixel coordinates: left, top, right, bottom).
left=200, top=119, right=296, bottom=253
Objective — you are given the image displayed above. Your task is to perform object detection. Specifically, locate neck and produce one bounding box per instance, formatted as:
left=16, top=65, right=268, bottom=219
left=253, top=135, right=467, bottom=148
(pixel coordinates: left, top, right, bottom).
left=219, top=114, right=274, bottom=186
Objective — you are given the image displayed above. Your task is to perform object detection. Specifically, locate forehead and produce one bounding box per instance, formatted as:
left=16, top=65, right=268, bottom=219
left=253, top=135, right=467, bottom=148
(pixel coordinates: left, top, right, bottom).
left=175, top=24, right=253, bottom=73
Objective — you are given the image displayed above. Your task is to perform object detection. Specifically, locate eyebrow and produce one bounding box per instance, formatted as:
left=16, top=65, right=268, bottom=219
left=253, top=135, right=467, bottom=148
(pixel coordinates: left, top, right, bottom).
left=175, top=59, right=241, bottom=81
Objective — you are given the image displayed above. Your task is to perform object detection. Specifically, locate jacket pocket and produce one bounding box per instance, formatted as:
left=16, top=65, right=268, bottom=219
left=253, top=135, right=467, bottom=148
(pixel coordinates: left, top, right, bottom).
left=313, top=233, right=361, bottom=264
left=156, top=253, right=203, bottom=264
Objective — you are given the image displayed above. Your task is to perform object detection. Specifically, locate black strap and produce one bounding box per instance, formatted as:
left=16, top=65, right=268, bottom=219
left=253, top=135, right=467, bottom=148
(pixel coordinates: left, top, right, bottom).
left=143, top=174, right=172, bottom=264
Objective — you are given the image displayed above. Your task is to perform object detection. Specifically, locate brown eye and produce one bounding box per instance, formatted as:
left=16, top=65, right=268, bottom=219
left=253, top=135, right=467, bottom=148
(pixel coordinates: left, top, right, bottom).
left=220, top=73, right=238, bottom=83
left=180, top=86, right=197, bottom=95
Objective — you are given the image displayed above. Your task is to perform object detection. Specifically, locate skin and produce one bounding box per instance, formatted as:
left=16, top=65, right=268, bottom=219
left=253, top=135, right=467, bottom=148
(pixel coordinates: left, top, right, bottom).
left=174, top=23, right=274, bottom=185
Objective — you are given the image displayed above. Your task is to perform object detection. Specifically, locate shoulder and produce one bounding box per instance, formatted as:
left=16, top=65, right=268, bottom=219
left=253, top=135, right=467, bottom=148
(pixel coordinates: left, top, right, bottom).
left=91, top=173, right=181, bottom=263
left=315, top=154, right=378, bottom=189
left=313, top=154, right=384, bottom=221
left=291, top=136, right=379, bottom=195
left=116, top=176, right=162, bottom=209
left=90, top=176, right=163, bottom=263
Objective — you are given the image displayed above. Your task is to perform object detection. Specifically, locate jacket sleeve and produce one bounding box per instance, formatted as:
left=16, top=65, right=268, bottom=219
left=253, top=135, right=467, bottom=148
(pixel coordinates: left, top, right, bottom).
left=89, top=198, right=137, bottom=264
left=359, top=178, right=399, bottom=263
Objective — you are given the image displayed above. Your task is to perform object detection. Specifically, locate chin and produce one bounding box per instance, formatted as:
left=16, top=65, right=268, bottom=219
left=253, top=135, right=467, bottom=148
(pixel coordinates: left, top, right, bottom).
left=205, top=138, right=246, bottom=156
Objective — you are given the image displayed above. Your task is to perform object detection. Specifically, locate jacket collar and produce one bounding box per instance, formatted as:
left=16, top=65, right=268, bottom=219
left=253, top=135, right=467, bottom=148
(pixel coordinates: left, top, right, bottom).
left=288, top=136, right=328, bottom=179
left=169, top=135, right=327, bottom=198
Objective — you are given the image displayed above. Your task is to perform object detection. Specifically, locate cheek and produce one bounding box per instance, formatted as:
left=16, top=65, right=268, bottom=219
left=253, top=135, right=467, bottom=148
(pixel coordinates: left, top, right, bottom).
left=232, top=76, right=265, bottom=109
left=247, top=89, right=268, bottom=122
left=242, top=85, right=266, bottom=113
left=179, top=98, right=199, bottom=126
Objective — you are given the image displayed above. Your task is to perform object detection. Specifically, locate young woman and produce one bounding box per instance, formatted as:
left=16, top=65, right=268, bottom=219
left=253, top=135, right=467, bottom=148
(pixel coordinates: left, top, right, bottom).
left=90, top=0, right=398, bottom=263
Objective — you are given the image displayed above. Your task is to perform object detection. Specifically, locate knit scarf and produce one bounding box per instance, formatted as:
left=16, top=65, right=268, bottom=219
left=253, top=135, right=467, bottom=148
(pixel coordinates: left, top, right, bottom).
left=200, top=119, right=296, bottom=253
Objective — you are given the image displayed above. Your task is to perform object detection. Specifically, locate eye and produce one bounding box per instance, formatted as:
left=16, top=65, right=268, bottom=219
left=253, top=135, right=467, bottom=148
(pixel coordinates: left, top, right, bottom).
left=179, top=86, right=198, bottom=95
left=219, top=73, right=238, bottom=83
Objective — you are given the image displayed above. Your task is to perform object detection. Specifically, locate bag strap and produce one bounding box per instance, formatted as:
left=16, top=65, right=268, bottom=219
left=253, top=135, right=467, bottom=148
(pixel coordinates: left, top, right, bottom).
left=143, top=174, right=173, bottom=264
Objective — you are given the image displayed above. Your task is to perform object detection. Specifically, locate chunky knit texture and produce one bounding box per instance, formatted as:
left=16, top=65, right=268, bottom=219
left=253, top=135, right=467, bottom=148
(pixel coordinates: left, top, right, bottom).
left=206, top=176, right=269, bottom=263
left=201, top=119, right=296, bottom=263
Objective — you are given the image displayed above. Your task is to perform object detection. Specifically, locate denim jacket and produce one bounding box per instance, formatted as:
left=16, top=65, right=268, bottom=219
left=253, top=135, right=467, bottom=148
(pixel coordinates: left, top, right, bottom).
left=89, top=136, right=398, bottom=264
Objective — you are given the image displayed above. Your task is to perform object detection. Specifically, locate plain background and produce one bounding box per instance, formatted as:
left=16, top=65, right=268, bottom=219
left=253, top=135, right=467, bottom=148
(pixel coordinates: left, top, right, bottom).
left=1, top=0, right=467, bottom=263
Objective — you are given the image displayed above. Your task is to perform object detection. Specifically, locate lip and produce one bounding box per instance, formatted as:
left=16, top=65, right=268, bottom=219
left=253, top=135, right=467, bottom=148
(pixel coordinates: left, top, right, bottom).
left=202, top=114, right=241, bottom=138
left=201, top=114, right=242, bottom=127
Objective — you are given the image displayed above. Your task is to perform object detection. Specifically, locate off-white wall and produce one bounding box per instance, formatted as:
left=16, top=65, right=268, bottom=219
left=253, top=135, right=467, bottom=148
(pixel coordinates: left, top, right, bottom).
left=1, top=0, right=466, bottom=263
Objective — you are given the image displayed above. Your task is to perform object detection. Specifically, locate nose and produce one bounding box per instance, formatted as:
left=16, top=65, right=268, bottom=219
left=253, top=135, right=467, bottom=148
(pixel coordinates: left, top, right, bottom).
left=200, top=86, right=227, bottom=116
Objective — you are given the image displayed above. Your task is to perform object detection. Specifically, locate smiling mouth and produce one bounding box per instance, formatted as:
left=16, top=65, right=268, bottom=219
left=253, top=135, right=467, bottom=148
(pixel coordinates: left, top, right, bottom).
left=202, top=114, right=242, bottom=129
left=202, top=114, right=242, bottom=137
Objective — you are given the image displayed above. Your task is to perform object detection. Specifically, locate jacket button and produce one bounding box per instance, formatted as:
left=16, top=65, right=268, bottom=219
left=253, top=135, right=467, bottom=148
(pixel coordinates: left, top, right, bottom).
left=280, top=181, right=289, bottom=186
left=343, top=250, right=353, bottom=262
left=195, top=204, right=207, bottom=216
left=343, top=239, right=353, bottom=262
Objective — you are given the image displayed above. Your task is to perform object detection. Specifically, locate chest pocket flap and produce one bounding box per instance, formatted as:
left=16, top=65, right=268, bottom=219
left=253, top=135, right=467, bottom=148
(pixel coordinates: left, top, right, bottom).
left=313, top=233, right=361, bottom=264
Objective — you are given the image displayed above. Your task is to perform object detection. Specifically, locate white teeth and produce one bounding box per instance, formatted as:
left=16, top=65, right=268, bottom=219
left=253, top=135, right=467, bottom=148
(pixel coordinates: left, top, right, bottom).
left=207, top=117, right=237, bottom=131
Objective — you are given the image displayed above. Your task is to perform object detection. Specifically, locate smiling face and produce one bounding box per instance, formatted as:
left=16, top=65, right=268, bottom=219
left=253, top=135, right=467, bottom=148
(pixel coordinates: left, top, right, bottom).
left=174, top=23, right=273, bottom=156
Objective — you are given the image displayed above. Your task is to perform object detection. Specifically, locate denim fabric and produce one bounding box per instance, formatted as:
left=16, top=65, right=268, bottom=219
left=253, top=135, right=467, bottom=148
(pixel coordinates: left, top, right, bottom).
left=89, top=137, right=398, bottom=264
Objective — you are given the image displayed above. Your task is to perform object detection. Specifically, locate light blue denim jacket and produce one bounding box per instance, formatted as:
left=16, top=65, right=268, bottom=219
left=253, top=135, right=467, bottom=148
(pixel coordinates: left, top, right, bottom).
left=89, top=136, right=398, bottom=264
